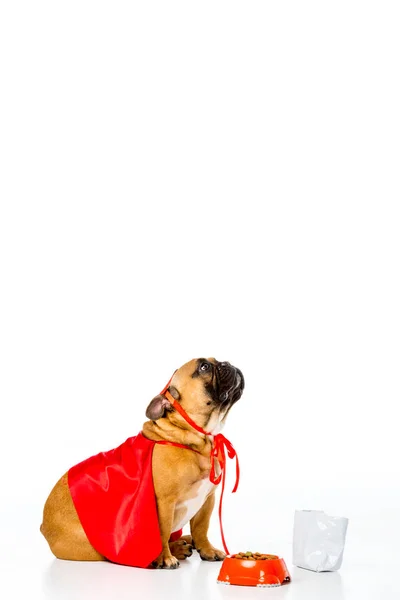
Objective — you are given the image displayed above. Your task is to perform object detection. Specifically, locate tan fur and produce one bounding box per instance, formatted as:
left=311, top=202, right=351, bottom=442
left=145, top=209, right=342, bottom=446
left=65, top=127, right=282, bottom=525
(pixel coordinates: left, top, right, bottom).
left=40, top=474, right=104, bottom=561
left=41, top=358, right=232, bottom=567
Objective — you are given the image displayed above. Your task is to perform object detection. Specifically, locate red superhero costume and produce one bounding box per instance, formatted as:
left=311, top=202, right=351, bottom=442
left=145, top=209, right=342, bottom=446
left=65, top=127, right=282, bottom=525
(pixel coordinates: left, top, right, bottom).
left=68, top=387, right=239, bottom=568
left=68, top=433, right=183, bottom=567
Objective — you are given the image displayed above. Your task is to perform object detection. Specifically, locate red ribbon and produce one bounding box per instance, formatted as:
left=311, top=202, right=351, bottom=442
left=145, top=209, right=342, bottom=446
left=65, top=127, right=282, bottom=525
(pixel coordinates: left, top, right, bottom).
left=158, top=386, right=239, bottom=555
left=209, top=432, right=240, bottom=555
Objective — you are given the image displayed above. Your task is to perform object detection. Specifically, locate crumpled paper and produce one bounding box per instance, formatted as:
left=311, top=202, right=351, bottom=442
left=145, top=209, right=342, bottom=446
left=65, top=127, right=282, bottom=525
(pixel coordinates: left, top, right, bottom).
left=292, top=510, right=349, bottom=572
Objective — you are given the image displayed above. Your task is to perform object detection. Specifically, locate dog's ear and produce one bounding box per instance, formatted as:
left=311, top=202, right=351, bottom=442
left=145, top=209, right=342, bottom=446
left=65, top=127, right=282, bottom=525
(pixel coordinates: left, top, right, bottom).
left=145, top=394, right=172, bottom=420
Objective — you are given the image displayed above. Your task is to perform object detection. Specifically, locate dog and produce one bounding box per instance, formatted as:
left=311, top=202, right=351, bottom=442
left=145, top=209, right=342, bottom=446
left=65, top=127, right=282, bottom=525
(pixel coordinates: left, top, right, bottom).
left=40, top=357, right=244, bottom=568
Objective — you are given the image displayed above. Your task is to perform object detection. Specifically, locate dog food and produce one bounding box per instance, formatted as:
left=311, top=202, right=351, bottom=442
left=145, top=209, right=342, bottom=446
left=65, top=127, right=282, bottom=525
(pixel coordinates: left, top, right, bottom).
left=218, top=552, right=291, bottom=587
left=232, top=552, right=278, bottom=560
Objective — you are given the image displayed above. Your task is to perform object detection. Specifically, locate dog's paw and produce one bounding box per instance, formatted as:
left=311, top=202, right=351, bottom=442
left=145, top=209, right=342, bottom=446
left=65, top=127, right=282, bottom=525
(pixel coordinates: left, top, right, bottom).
left=180, top=534, right=193, bottom=546
left=151, top=552, right=180, bottom=569
left=169, top=539, right=193, bottom=560
left=197, top=544, right=226, bottom=561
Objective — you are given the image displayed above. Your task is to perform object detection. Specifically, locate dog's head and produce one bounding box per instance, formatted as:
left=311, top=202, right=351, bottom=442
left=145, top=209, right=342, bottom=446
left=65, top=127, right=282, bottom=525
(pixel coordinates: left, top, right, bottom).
left=145, top=358, right=245, bottom=433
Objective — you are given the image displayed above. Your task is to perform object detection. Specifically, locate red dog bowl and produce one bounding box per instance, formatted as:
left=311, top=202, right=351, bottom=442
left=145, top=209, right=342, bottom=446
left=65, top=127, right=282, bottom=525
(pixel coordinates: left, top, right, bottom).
left=217, top=553, right=291, bottom=588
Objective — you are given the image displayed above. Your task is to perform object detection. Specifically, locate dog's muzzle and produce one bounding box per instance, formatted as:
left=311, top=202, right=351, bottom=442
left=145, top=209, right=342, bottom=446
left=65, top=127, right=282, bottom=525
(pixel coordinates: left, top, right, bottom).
left=215, top=362, right=245, bottom=405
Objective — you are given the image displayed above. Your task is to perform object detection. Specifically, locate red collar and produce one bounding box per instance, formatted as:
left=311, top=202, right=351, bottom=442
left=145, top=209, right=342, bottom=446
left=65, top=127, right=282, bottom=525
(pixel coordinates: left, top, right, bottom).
left=155, top=376, right=240, bottom=555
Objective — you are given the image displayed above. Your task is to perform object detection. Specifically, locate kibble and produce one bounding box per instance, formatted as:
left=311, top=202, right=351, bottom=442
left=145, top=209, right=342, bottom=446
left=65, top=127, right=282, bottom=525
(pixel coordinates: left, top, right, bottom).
left=232, top=552, right=278, bottom=560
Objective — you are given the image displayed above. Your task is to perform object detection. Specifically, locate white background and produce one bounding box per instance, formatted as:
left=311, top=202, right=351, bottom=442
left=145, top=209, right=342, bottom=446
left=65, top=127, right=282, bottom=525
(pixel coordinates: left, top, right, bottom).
left=1, top=2, right=399, bottom=599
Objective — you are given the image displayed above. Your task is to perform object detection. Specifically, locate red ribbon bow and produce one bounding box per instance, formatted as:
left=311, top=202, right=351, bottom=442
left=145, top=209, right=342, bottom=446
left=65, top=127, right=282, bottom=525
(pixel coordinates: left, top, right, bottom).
left=209, top=433, right=240, bottom=555
left=160, top=383, right=240, bottom=555
left=210, top=433, right=240, bottom=491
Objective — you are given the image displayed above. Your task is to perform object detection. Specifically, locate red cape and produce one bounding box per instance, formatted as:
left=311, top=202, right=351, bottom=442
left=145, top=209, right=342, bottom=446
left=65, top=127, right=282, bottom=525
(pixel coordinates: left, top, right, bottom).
left=68, top=433, right=182, bottom=567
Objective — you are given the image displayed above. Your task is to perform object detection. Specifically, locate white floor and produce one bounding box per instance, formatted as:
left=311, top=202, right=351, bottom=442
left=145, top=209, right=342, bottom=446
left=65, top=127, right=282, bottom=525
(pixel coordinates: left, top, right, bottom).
left=1, top=512, right=397, bottom=600
left=36, top=551, right=396, bottom=600
left=2, top=481, right=398, bottom=600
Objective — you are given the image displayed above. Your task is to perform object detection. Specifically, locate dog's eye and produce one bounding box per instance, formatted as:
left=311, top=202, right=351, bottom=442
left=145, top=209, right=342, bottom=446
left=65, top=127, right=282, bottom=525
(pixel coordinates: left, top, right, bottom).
left=200, top=362, right=210, bottom=372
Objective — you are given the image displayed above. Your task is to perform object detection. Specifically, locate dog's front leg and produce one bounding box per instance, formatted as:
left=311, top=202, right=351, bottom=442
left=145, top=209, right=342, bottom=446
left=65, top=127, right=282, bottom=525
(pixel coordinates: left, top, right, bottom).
left=190, top=491, right=226, bottom=561
left=152, top=498, right=179, bottom=569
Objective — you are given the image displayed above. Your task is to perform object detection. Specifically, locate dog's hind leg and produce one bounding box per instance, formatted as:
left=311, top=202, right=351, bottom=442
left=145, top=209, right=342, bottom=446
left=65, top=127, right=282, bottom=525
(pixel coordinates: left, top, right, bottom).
left=41, top=473, right=105, bottom=562
left=180, top=534, right=193, bottom=545
left=169, top=536, right=193, bottom=560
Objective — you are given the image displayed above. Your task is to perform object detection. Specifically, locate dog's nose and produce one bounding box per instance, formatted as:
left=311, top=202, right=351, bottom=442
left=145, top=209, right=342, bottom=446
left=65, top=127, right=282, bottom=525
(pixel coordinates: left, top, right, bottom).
left=219, top=361, right=231, bottom=368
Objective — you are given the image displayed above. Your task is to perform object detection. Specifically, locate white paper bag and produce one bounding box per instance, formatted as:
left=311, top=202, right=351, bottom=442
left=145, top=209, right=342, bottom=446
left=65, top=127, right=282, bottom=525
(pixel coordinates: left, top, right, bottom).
left=292, top=510, right=349, bottom=572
